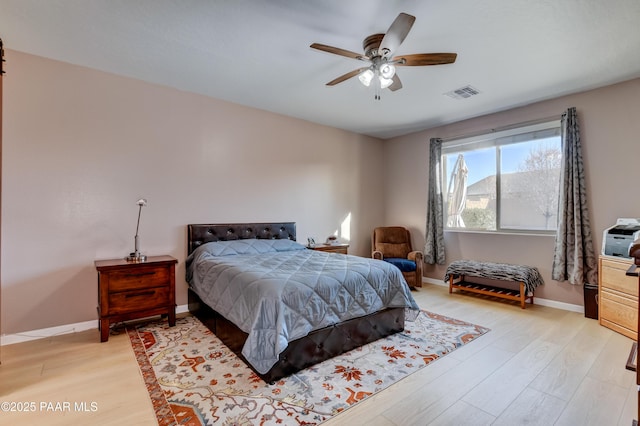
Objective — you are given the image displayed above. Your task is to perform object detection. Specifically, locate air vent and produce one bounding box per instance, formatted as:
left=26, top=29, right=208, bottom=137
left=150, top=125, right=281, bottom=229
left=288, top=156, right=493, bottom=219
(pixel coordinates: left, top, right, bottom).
left=444, top=85, right=481, bottom=100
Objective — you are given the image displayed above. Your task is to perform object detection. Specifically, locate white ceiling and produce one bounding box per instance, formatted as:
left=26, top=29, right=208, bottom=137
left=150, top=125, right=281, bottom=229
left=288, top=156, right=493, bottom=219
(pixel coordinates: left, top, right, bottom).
left=1, top=0, right=640, bottom=139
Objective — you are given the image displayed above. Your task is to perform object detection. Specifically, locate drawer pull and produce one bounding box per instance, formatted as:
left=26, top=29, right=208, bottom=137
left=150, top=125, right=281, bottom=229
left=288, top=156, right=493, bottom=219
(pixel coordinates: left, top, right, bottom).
left=125, top=290, right=155, bottom=298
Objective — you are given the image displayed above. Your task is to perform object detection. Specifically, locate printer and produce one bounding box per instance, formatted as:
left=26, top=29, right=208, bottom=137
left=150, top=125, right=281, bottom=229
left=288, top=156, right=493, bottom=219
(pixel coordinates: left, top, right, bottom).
left=602, top=218, right=640, bottom=258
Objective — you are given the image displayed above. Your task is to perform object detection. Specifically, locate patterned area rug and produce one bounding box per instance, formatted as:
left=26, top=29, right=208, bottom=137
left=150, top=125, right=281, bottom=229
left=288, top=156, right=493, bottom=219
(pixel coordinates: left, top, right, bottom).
left=128, top=311, right=489, bottom=425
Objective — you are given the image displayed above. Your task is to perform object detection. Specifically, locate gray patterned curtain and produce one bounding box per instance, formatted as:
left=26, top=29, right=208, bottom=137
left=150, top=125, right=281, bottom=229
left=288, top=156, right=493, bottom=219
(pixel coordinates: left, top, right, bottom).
left=552, top=107, right=598, bottom=285
left=424, top=138, right=445, bottom=265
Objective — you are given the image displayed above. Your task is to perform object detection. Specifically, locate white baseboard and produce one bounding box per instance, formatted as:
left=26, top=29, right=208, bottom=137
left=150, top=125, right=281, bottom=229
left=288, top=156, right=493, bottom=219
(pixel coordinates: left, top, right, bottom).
left=531, top=298, right=584, bottom=313
left=1, top=320, right=99, bottom=346
left=0, top=304, right=190, bottom=346
left=423, top=277, right=448, bottom=287
left=421, top=277, right=585, bottom=313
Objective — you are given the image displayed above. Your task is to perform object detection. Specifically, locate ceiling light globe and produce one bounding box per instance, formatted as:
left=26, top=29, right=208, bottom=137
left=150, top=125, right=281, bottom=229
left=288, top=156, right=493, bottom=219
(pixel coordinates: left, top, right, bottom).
left=379, top=63, right=396, bottom=79
left=379, top=76, right=393, bottom=89
left=358, top=69, right=374, bottom=87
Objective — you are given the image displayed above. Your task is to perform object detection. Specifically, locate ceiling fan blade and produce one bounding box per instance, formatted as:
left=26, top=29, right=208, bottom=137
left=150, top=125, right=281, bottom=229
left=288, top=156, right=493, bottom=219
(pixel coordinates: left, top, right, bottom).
left=326, top=68, right=369, bottom=86
left=379, top=13, right=416, bottom=59
left=388, top=74, right=402, bottom=91
left=394, top=53, right=457, bottom=66
left=310, top=43, right=368, bottom=61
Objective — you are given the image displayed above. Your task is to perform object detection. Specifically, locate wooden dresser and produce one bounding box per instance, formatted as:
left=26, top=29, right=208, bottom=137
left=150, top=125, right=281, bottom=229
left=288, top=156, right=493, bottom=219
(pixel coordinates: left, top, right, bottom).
left=95, top=255, right=177, bottom=342
left=599, top=255, right=638, bottom=339
left=310, top=243, right=349, bottom=254
left=626, top=241, right=640, bottom=425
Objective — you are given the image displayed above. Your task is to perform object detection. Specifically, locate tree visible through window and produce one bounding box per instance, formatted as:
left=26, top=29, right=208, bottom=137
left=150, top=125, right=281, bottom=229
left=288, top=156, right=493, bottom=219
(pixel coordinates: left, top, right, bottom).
left=442, top=120, right=561, bottom=233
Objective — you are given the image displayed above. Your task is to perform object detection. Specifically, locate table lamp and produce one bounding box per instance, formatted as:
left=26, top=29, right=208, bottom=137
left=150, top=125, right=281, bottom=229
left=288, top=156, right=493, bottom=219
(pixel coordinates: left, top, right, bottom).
left=126, top=198, right=147, bottom=262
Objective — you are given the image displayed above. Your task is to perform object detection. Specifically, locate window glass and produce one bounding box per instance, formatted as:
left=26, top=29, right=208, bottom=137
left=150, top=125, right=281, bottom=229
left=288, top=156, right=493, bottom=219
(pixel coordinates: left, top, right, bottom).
left=442, top=121, right=561, bottom=233
left=444, top=147, right=496, bottom=230
left=500, top=138, right=561, bottom=230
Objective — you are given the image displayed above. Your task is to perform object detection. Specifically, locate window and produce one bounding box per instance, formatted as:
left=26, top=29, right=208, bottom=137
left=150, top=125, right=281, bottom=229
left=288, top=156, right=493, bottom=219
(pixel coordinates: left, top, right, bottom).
left=442, top=120, right=562, bottom=233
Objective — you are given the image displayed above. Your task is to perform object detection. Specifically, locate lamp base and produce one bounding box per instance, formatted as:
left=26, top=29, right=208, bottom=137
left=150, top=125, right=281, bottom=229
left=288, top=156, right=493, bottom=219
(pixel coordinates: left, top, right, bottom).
left=125, top=253, right=147, bottom=262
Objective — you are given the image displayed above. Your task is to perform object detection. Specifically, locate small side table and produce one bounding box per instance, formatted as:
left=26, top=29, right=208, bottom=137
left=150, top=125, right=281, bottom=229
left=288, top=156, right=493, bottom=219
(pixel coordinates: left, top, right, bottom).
left=95, top=255, right=177, bottom=342
left=310, top=243, right=349, bottom=255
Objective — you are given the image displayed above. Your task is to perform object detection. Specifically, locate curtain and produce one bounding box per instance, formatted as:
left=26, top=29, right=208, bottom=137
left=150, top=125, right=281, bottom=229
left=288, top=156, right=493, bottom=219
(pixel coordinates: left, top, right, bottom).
left=552, top=107, right=598, bottom=286
left=424, top=138, right=445, bottom=265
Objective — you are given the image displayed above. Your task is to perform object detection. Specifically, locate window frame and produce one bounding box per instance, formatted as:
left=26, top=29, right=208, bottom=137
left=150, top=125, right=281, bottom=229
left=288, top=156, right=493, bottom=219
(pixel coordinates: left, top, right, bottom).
left=441, top=119, right=562, bottom=235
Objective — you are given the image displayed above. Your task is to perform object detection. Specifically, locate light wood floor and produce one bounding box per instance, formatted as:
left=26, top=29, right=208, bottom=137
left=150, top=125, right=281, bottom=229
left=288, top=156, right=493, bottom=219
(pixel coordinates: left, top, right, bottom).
left=0, top=283, right=637, bottom=425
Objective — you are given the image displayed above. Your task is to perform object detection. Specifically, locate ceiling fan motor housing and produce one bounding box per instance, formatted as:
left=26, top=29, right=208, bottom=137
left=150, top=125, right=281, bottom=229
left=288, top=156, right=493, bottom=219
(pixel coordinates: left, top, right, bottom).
left=363, top=34, right=385, bottom=58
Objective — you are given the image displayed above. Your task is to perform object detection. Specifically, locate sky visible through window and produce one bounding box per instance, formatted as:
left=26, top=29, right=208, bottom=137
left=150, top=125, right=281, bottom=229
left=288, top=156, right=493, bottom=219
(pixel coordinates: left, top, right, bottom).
left=446, top=136, right=560, bottom=186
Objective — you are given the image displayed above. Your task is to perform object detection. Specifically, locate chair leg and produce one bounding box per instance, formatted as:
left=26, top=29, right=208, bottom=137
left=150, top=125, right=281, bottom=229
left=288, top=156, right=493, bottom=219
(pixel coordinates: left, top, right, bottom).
left=402, top=272, right=420, bottom=289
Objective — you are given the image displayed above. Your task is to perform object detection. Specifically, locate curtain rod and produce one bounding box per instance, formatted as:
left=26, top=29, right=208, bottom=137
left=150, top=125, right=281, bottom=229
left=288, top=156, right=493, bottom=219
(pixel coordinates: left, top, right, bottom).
left=440, top=114, right=562, bottom=143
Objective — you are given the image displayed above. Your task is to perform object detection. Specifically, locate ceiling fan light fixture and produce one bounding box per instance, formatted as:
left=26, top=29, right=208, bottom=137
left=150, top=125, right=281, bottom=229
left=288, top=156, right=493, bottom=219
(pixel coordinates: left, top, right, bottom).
left=379, top=76, right=394, bottom=89
left=358, top=69, right=374, bottom=86
left=379, top=63, right=395, bottom=79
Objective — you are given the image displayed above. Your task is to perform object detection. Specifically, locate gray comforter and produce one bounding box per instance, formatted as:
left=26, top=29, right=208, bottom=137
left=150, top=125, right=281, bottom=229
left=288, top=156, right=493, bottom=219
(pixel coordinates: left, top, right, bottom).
left=186, top=239, right=419, bottom=374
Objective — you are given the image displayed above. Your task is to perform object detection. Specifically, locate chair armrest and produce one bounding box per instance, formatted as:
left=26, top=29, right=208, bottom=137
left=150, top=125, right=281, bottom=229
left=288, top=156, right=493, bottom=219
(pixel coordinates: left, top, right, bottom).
left=372, top=250, right=384, bottom=260
left=407, top=251, right=423, bottom=263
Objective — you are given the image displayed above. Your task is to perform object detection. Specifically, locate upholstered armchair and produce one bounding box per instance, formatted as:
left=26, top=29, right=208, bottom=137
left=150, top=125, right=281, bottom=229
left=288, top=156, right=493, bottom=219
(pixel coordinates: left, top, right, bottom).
left=372, top=226, right=423, bottom=288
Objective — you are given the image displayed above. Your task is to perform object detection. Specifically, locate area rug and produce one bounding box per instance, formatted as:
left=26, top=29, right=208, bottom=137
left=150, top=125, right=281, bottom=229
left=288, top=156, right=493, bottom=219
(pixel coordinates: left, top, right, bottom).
left=128, top=311, right=489, bottom=425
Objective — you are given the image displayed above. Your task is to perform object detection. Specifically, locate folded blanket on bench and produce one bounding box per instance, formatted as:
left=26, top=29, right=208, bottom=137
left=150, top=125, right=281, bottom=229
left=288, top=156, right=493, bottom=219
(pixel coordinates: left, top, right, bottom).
left=444, top=260, right=544, bottom=295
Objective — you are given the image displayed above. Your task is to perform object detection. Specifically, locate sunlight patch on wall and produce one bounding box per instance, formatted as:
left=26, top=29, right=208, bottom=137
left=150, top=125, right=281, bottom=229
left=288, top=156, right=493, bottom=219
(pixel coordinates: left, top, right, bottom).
left=340, top=212, right=352, bottom=241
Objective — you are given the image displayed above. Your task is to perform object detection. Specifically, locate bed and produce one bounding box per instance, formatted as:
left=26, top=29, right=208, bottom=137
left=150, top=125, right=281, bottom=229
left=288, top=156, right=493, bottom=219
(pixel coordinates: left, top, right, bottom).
left=186, top=222, right=419, bottom=383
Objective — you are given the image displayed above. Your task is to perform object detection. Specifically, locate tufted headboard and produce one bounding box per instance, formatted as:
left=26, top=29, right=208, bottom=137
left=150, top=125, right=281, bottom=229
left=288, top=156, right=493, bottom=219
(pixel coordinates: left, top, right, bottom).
left=187, top=222, right=297, bottom=255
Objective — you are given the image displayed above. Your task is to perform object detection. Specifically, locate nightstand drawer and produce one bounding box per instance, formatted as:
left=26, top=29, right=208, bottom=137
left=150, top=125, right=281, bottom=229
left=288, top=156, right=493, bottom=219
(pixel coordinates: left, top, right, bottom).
left=107, top=267, right=170, bottom=292
left=108, top=286, right=171, bottom=314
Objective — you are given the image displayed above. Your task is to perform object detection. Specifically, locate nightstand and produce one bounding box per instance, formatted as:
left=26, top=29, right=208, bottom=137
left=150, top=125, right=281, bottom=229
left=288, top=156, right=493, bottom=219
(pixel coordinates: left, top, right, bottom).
left=95, top=255, right=178, bottom=342
left=310, top=244, right=349, bottom=254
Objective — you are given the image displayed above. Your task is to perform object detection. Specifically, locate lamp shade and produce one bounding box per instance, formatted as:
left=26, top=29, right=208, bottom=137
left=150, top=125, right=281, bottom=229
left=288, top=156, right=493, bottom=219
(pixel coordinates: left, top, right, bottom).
left=379, top=76, right=393, bottom=89
left=358, top=69, right=374, bottom=87
left=379, top=63, right=395, bottom=79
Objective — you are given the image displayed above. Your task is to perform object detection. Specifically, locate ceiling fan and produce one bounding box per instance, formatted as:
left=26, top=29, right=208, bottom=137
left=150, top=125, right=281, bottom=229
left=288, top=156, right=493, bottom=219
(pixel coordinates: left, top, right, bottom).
left=310, top=12, right=457, bottom=100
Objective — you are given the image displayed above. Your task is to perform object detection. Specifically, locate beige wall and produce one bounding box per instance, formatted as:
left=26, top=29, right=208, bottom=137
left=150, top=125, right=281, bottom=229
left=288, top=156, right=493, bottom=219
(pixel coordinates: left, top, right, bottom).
left=3, top=48, right=639, bottom=335
left=384, top=78, right=640, bottom=306
left=0, top=50, right=385, bottom=334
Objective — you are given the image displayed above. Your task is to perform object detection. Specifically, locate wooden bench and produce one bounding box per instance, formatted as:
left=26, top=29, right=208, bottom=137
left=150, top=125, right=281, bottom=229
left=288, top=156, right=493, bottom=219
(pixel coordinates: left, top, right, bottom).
left=444, top=260, right=544, bottom=309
